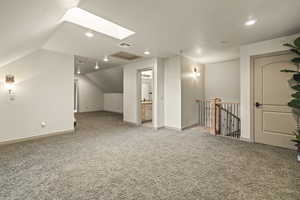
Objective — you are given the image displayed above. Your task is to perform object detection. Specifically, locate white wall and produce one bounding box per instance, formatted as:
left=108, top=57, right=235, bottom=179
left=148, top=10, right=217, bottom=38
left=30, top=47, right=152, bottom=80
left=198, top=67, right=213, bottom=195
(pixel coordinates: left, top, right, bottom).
left=164, top=56, right=182, bottom=129
left=181, top=56, right=205, bottom=128
left=240, top=33, right=300, bottom=140
left=153, top=58, right=165, bottom=128
left=205, top=59, right=240, bottom=102
left=104, top=93, right=123, bottom=113
left=123, top=59, right=155, bottom=124
left=0, top=49, right=74, bottom=143
left=86, top=66, right=123, bottom=93
left=78, top=75, right=104, bottom=113
left=123, top=58, right=164, bottom=128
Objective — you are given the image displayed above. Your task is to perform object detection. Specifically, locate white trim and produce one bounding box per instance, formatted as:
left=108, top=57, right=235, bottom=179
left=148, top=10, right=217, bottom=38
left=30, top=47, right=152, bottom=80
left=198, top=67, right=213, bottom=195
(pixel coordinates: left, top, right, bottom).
left=123, top=120, right=139, bottom=126
left=240, top=33, right=300, bottom=140
left=77, top=110, right=104, bottom=113
left=181, top=123, right=199, bottom=130
left=137, top=68, right=153, bottom=126
left=102, top=110, right=123, bottom=114
left=164, top=126, right=182, bottom=131
left=0, top=129, right=74, bottom=146
left=240, top=137, right=252, bottom=143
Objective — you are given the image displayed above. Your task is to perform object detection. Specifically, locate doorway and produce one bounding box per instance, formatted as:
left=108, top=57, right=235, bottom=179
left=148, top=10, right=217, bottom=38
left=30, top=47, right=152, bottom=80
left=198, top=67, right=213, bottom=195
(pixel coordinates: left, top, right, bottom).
left=252, top=51, right=297, bottom=149
left=138, top=69, right=153, bottom=127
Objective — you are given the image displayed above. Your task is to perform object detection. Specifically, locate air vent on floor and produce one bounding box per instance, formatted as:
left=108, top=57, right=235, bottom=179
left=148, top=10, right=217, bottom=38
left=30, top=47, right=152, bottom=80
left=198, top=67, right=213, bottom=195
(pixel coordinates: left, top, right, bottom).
left=110, top=51, right=142, bottom=61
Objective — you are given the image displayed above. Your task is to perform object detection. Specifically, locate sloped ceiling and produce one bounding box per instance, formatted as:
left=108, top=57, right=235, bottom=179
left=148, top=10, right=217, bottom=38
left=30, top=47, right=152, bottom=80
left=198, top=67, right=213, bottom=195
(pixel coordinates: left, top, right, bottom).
left=85, top=66, right=123, bottom=93
left=74, top=55, right=120, bottom=74
left=1, top=0, right=300, bottom=68
left=44, top=0, right=300, bottom=64
left=0, top=0, right=80, bottom=68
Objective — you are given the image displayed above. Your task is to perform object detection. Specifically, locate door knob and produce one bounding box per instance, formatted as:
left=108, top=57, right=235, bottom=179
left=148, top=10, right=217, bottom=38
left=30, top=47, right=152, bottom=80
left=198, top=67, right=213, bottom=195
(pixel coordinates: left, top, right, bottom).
left=255, top=102, right=262, bottom=108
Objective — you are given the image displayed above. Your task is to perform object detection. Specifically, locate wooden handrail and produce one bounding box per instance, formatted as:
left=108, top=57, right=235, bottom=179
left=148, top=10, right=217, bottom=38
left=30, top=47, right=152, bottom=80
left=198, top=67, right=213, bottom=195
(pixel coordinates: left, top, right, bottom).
left=197, top=100, right=240, bottom=105
left=217, top=104, right=240, bottom=120
left=196, top=99, right=216, bottom=102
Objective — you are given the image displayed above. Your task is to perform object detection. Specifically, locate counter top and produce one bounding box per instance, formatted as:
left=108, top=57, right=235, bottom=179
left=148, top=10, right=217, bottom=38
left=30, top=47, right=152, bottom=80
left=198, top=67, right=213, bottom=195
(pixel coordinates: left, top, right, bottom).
left=141, top=101, right=152, bottom=104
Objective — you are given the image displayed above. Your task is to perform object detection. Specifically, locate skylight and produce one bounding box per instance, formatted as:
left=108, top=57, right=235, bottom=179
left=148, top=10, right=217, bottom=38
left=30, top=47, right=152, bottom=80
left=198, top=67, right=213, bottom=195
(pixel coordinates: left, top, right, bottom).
left=62, top=7, right=135, bottom=40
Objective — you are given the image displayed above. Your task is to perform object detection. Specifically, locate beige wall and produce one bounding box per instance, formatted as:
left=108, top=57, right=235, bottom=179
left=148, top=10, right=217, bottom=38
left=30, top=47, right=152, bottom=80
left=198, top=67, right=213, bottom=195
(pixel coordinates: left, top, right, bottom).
left=205, top=59, right=240, bottom=102
left=0, top=49, right=74, bottom=143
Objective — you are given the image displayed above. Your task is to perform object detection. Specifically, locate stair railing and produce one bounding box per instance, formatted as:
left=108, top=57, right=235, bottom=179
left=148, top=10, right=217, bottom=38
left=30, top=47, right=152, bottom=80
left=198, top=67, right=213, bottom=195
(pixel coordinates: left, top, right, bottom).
left=216, top=102, right=240, bottom=138
left=196, top=99, right=241, bottom=139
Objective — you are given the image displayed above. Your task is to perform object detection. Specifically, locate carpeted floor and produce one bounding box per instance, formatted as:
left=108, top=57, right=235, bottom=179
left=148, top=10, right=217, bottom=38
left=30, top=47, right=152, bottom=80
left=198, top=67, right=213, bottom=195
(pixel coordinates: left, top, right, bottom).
left=0, top=111, right=299, bottom=200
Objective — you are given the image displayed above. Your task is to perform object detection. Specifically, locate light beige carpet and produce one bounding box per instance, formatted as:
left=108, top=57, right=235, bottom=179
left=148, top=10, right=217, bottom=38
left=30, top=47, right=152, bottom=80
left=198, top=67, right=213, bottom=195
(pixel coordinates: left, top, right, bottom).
left=0, top=111, right=299, bottom=200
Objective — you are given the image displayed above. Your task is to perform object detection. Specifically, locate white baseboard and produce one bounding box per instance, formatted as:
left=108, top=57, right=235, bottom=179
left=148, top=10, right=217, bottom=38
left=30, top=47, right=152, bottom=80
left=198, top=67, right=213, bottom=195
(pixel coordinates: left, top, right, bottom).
left=153, top=126, right=165, bottom=131
left=240, top=137, right=252, bottom=143
left=123, top=120, right=139, bottom=126
left=77, top=110, right=104, bottom=113
left=164, top=126, right=182, bottom=131
left=181, top=123, right=199, bottom=130
left=103, top=110, right=123, bottom=114
left=0, top=129, right=74, bottom=146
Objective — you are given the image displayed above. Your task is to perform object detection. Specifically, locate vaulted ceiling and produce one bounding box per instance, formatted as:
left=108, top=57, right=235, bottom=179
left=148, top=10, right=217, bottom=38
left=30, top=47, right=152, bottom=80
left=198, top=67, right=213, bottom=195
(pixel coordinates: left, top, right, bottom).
left=85, top=66, right=123, bottom=93
left=1, top=0, right=300, bottom=69
left=0, top=0, right=80, bottom=67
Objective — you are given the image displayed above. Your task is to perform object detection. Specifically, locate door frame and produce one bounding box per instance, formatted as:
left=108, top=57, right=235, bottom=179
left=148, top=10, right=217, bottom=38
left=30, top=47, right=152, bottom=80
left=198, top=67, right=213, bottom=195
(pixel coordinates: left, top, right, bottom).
left=250, top=50, right=290, bottom=143
left=136, top=68, right=154, bottom=125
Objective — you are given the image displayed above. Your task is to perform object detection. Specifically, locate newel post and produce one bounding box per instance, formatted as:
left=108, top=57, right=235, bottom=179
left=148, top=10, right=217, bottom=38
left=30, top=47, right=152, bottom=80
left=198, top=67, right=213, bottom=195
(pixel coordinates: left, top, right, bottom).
left=211, top=98, right=222, bottom=135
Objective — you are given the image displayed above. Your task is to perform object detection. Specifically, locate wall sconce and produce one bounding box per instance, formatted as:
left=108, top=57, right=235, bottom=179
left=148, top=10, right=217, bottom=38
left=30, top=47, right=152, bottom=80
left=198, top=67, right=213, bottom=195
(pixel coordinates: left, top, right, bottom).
left=4, top=74, right=16, bottom=94
left=193, top=67, right=201, bottom=77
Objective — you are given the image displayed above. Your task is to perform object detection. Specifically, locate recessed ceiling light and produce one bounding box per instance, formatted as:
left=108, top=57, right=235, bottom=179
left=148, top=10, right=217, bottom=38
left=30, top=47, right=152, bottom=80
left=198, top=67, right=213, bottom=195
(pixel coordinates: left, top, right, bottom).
left=144, top=50, right=150, bottom=55
left=63, top=7, right=135, bottom=40
left=85, top=31, right=94, bottom=38
left=77, top=69, right=81, bottom=74
left=245, top=19, right=257, bottom=26
left=103, top=56, right=109, bottom=62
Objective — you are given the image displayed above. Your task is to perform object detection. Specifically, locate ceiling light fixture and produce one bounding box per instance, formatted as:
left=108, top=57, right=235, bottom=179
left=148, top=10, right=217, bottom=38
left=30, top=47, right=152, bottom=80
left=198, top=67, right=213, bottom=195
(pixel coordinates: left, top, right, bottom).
left=144, top=50, right=150, bottom=55
left=103, top=56, right=109, bottom=62
left=245, top=19, right=257, bottom=26
left=63, top=7, right=135, bottom=40
left=77, top=68, right=81, bottom=74
left=95, top=61, right=99, bottom=70
left=85, top=31, right=94, bottom=38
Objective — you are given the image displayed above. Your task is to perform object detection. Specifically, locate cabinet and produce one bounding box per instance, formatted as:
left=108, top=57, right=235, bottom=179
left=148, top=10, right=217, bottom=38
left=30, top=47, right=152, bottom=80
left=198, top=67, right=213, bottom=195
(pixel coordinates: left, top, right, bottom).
left=141, top=102, right=152, bottom=122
